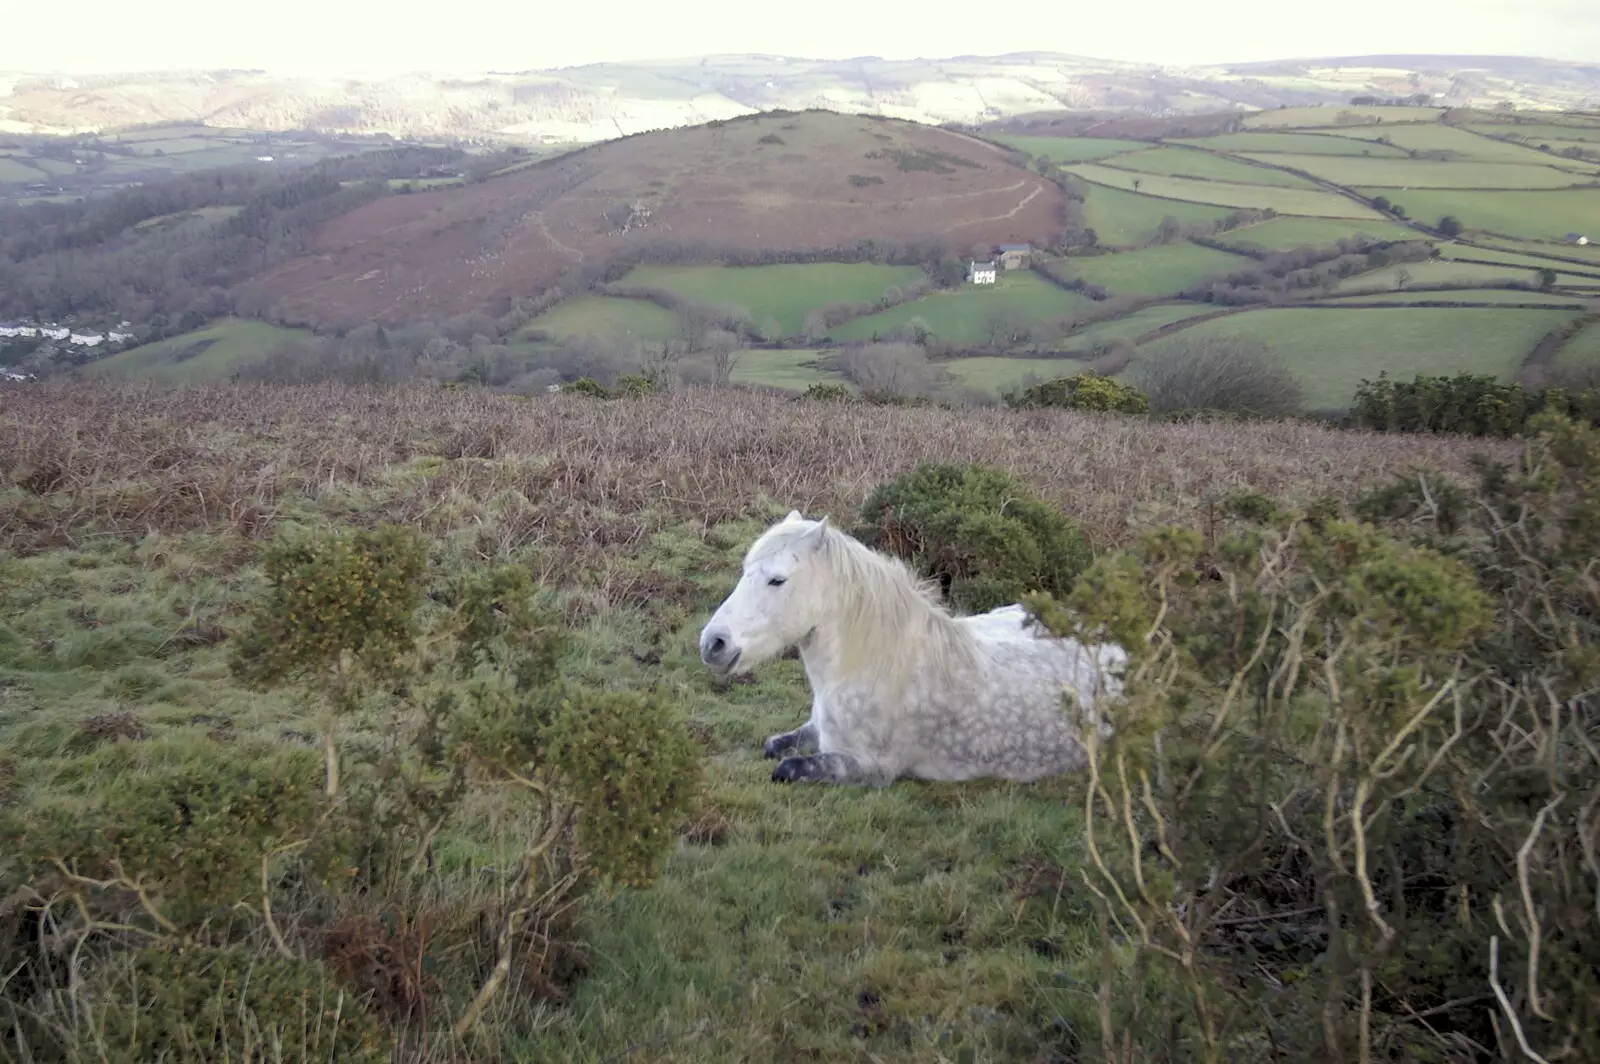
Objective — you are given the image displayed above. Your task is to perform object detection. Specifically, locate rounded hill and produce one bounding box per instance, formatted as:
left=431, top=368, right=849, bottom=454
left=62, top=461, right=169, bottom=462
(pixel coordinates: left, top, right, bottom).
left=245, top=110, right=1066, bottom=328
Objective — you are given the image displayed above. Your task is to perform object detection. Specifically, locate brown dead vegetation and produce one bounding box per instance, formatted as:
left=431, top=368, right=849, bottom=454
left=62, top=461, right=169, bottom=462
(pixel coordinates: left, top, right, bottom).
left=1, top=382, right=1510, bottom=565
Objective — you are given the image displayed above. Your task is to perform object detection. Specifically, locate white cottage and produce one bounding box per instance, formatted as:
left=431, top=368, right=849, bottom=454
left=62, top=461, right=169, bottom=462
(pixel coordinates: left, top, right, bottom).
left=968, top=260, right=998, bottom=285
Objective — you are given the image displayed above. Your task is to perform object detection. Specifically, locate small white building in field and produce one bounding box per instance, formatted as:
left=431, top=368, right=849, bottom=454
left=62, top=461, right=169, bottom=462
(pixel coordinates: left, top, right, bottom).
left=969, top=260, right=998, bottom=284
left=1564, top=232, right=1589, bottom=246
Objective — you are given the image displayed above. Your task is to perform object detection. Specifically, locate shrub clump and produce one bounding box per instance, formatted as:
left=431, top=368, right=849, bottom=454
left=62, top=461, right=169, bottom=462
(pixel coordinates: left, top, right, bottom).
left=1349, top=370, right=1600, bottom=436
left=72, top=945, right=391, bottom=1064
left=1128, top=334, right=1306, bottom=419
left=1020, top=411, right=1599, bottom=1061
left=1005, top=371, right=1149, bottom=414
left=855, top=462, right=1093, bottom=613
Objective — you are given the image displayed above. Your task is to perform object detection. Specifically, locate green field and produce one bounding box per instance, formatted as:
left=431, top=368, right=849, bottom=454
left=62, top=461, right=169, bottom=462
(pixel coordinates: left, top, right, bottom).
left=0, top=158, right=49, bottom=183
left=1056, top=302, right=1219, bottom=350
left=944, top=355, right=1086, bottom=392
left=1211, top=215, right=1420, bottom=250
left=1241, top=105, right=1445, bottom=129
left=1435, top=244, right=1600, bottom=281
left=828, top=272, right=1096, bottom=343
left=1330, top=260, right=1554, bottom=294
left=1472, top=236, right=1600, bottom=266
left=619, top=263, right=928, bottom=337
left=527, top=295, right=683, bottom=343
left=1137, top=306, right=1577, bottom=409
left=1464, top=123, right=1600, bottom=145
left=1329, top=124, right=1597, bottom=167
left=82, top=319, right=312, bottom=382
left=991, top=134, right=1148, bottom=162
left=1174, top=132, right=1412, bottom=156
left=1079, top=184, right=1235, bottom=247
left=1322, top=288, right=1586, bottom=307
left=1354, top=188, right=1600, bottom=243
left=1100, top=147, right=1318, bottom=187
left=1239, top=153, right=1593, bottom=189
left=727, top=349, right=846, bottom=390
left=1069, top=163, right=1384, bottom=218
left=1554, top=319, right=1600, bottom=366
left=1057, top=242, right=1251, bottom=296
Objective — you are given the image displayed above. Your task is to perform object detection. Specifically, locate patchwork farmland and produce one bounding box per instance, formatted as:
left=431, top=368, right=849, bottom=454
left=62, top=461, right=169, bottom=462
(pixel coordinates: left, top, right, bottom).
left=46, top=103, right=1600, bottom=412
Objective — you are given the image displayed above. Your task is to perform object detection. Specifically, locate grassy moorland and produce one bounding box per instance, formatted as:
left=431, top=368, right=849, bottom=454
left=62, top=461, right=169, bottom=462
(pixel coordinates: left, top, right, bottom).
left=0, top=381, right=1519, bottom=1062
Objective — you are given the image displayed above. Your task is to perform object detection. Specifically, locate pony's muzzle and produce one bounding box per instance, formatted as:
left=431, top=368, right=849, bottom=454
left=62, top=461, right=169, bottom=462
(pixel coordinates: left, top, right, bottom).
left=699, top=629, right=740, bottom=673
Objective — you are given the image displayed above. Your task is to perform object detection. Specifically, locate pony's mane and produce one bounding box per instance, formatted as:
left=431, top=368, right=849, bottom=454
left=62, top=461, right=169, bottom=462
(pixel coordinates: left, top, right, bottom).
left=750, top=518, right=983, bottom=691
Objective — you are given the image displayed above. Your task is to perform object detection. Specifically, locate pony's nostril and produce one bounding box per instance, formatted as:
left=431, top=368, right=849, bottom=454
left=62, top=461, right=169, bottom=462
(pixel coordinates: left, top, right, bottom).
left=709, top=636, right=727, bottom=656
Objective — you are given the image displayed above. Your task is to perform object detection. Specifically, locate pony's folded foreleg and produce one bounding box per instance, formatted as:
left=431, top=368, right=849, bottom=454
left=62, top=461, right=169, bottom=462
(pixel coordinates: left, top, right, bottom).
left=762, top=720, right=818, bottom=759
left=771, top=751, right=892, bottom=787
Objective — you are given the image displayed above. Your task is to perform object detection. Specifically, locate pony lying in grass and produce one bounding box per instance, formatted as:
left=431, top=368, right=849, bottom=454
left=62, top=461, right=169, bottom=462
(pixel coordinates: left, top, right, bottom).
left=698, top=510, right=1127, bottom=786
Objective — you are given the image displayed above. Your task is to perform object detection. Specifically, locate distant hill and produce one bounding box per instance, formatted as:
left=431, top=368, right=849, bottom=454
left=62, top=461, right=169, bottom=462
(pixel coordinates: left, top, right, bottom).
left=242, top=110, right=1065, bottom=329
left=3, top=53, right=1597, bottom=145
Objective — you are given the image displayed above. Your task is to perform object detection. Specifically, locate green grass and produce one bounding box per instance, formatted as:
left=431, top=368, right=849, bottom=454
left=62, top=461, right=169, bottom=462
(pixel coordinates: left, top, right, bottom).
left=1210, top=215, right=1421, bottom=250
left=1055, top=302, right=1218, bottom=351
left=1329, top=260, right=1555, bottom=294
left=828, top=272, right=1096, bottom=343
left=1321, top=288, right=1586, bottom=307
left=526, top=295, right=684, bottom=344
left=1240, top=105, right=1446, bottom=129
left=0, top=157, right=48, bottom=183
left=1465, top=124, right=1600, bottom=145
left=1137, top=306, right=1577, bottom=409
left=1069, top=164, right=1385, bottom=218
left=619, top=264, right=929, bottom=337
left=1100, top=147, right=1319, bottom=188
left=943, top=355, right=1086, bottom=393
left=728, top=349, right=847, bottom=391
left=81, top=319, right=313, bottom=382
left=1055, top=242, right=1252, bottom=296
left=1239, top=154, right=1592, bottom=189
left=131, top=205, right=243, bottom=231
left=0, top=492, right=1107, bottom=1064
left=1172, top=132, right=1413, bottom=156
left=990, top=134, right=1148, bottom=162
left=1079, top=184, right=1235, bottom=247
left=1554, top=320, right=1600, bottom=367
left=1328, top=125, right=1599, bottom=167
left=1472, top=237, right=1600, bottom=266
left=1437, top=244, right=1600, bottom=281
left=1353, top=188, right=1600, bottom=243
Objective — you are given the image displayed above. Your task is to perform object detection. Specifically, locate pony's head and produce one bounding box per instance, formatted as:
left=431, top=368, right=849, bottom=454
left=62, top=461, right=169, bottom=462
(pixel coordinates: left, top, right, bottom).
left=699, top=510, right=835, bottom=676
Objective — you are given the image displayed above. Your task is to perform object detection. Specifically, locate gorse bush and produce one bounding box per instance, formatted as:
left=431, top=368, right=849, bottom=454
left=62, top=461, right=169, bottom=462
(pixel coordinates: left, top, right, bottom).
left=1349, top=370, right=1600, bottom=437
left=1004, top=371, right=1149, bottom=414
left=1022, top=411, right=1599, bottom=1061
left=855, top=462, right=1093, bottom=613
left=1, top=525, right=703, bottom=1057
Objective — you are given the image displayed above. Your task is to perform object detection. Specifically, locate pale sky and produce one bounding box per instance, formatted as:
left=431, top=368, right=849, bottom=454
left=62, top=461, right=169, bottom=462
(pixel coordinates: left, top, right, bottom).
left=7, top=0, right=1598, bottom=76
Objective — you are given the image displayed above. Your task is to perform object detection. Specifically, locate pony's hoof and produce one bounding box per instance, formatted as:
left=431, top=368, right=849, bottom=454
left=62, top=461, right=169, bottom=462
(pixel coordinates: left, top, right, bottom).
left=771, top=757, right=807, bottom=783
left=761, top=736, right=787, bottom=759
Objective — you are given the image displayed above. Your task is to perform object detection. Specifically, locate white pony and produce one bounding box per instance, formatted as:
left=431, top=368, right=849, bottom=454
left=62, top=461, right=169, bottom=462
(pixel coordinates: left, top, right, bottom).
left=698, top=510, right=1128, bottom=786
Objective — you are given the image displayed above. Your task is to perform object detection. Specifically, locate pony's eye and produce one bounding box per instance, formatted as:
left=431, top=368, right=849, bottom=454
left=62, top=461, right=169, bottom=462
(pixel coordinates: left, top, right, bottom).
left=767, top=576, right=787, bottom=587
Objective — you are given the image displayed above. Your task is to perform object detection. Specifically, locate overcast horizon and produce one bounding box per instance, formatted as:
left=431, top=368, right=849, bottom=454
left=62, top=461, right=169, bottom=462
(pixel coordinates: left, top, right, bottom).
left=4, top=0, right=1597, bottom=78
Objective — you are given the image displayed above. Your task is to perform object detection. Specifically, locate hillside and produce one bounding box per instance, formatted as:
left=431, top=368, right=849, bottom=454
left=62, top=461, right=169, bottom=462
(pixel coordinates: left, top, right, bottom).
left=243, top=110, right=1064, bottom=328
left=8, top=382, right=1585, bottom=1062
left=3, top=52, right=1598, bottom=145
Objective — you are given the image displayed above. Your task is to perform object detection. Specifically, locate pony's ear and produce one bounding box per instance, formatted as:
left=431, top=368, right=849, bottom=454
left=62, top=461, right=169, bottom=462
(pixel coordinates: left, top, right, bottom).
left=784, top=509, right=803, bottom=523
left=803, top=515, right=830, bottom=549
